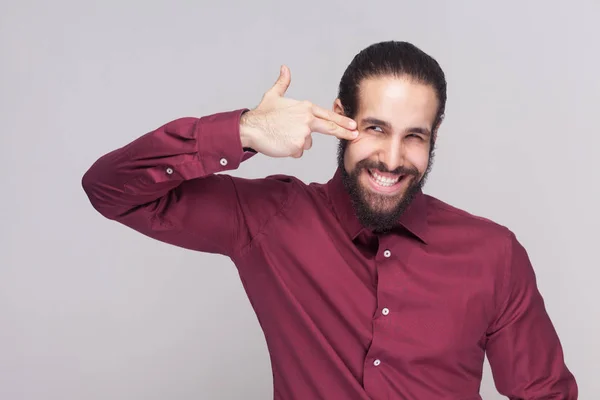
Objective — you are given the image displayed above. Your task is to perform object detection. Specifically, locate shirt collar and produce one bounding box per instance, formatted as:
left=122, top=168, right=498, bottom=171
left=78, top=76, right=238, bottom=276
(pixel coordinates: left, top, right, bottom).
left=326, top=167, right=429, bottom=244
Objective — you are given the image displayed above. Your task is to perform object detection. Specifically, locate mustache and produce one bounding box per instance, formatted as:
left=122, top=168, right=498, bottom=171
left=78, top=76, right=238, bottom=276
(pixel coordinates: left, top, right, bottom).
left=355, top=160, right=419, bottom=176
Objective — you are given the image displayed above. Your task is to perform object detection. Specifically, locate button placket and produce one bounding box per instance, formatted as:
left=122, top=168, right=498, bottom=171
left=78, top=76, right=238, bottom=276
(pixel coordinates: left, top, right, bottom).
left=379, top=250, right=392, bottom=319
left=369, top=241, right=392, bottom=374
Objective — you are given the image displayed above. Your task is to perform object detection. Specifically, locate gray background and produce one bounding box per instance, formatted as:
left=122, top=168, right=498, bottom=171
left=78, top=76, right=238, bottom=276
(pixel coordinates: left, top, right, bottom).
left=1, top=0, right=598, bottom=398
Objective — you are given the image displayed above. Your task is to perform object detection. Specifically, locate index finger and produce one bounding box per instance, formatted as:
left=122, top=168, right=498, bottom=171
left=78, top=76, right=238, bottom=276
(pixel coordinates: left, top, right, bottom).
left=311, top=104, right=357, bottom=131
left=310, top=117, right=359, bottom=141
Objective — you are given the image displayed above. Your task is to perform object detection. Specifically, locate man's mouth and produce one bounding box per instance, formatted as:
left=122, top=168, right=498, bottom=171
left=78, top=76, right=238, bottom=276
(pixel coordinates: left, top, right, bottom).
left=366, top=168, right=406, bottom=193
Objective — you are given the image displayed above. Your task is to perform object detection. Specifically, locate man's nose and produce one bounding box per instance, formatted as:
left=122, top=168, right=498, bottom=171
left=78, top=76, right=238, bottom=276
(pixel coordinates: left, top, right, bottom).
left=379, top=137, right=405, bottom=172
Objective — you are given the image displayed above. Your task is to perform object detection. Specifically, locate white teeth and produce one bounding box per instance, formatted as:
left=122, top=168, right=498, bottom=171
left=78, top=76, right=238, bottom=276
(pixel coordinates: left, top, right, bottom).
left=369, top=169, right=400, bottom=187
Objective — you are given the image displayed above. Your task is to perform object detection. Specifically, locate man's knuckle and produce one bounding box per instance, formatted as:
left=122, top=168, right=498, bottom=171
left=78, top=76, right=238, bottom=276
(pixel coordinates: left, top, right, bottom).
left=303, top=115, right=313, bottom=126
left=293, top=138, right=305, bottom=149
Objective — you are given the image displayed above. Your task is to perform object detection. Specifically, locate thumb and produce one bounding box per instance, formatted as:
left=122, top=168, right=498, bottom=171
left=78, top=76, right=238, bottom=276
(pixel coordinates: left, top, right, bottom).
left=267, top=65, right=291, bottom=97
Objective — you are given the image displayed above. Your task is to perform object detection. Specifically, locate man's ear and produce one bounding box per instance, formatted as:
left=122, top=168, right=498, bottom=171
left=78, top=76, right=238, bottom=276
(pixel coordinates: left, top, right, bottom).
left=333, top=98, right=345, bottom=116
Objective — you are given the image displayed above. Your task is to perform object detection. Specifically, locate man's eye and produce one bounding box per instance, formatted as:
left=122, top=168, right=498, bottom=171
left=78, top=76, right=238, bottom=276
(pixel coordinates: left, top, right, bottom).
left=368, top=126, right=383, bottom=133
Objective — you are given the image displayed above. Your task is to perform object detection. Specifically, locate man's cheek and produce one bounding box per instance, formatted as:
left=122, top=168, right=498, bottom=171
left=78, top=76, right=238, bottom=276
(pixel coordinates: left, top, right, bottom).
left=347, top=144, right=372, bottom=165
left=409, top=154, right=430, bottom=174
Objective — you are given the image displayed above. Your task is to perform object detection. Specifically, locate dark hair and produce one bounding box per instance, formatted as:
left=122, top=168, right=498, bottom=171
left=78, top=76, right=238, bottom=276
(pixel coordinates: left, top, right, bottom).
left=337, top=41, right=447, bottom=130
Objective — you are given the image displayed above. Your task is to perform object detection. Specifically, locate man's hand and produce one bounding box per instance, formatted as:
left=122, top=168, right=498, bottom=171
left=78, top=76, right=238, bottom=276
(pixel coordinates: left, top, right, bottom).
left=240, top=65, right=358, bottom=158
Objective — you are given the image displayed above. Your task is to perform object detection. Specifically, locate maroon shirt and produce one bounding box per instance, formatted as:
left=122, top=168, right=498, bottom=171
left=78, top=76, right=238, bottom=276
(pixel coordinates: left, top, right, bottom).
left=82, top=109, right=577, bottom=399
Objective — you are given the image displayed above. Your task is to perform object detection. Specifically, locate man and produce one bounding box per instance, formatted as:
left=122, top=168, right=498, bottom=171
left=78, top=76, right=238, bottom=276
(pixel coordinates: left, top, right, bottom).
left=82, top=41, right=577, bottom=399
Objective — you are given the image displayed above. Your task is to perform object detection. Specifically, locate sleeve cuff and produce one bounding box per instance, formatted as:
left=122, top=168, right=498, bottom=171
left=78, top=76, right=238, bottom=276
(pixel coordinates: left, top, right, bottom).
left=196, top=108, right=257, bottom=173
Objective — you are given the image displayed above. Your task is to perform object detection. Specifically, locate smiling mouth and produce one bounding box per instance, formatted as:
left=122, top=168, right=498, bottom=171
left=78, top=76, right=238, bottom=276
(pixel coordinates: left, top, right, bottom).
left=366, top=168, right=406, bottom=193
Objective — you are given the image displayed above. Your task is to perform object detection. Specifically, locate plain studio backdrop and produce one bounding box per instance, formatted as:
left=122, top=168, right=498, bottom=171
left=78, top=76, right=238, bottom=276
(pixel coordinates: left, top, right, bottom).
left=1, top=0, right=598, bottom=399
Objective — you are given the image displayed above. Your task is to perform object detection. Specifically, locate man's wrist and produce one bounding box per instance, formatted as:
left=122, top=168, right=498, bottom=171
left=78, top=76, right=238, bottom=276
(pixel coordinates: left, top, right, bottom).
left=239, top=110, right=260, bottom=150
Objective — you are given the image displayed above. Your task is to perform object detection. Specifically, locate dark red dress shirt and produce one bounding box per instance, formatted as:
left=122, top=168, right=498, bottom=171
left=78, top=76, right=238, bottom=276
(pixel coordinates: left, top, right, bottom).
left=82, top=109, right=577, bottom=399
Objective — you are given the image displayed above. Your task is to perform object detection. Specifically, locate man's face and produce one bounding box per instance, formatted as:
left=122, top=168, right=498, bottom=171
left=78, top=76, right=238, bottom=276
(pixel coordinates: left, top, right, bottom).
left=335, top=76, right=440, bottom=232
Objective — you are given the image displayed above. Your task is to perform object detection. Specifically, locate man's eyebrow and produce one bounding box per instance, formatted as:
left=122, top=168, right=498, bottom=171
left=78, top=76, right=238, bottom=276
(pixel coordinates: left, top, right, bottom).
left=360, top=117, right=431, bottom=136
left=360, top=117, right=392, bottom=129
left=407, top=126, right=431, bottom=136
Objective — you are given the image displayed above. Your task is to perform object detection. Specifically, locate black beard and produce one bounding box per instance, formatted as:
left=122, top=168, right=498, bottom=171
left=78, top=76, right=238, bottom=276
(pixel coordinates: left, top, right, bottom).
left=336, top=140, right=435, bottom=233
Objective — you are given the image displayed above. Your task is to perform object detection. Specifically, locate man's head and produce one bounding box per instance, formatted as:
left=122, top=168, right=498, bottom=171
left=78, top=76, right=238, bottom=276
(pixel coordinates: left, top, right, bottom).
left=334, top=41, right=447, bottom=233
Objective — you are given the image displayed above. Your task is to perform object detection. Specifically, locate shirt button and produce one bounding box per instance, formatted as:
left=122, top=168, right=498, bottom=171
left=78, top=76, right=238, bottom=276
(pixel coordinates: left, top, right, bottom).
left=165, top=167, right=173, bottom=175
left=383, top=250, right=391, bottom=258
left=382, top=307, right=390, bottom=316
left=373, top=359, right=381, bottom=366
left=219, top=158, right=228, bottom=166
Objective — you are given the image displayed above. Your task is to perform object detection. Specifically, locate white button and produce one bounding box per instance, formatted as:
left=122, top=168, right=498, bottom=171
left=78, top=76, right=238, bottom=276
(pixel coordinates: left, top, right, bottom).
left=165, top=167, right=173, bottom=175
left=383, top=250, right=391, bottom=258
left=219, top=158, right=228, bottom=166
left=382, top=308, right=390, bottom=316
left=373, top=359, right=381, bottom=366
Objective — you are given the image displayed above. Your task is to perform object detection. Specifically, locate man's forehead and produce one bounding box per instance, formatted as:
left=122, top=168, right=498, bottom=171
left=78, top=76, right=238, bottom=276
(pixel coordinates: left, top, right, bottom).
left=355, top=77, right=438, bottom=122
left=358, top=76, right=437, bottom=105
